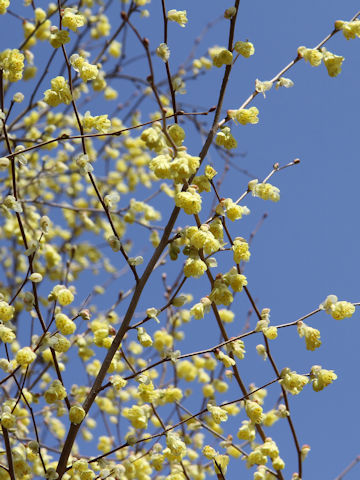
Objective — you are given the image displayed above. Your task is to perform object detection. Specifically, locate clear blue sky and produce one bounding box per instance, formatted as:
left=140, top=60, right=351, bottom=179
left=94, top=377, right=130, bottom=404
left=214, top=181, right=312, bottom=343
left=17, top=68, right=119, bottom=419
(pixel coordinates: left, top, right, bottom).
left=1, top=1, right=360, bottom=479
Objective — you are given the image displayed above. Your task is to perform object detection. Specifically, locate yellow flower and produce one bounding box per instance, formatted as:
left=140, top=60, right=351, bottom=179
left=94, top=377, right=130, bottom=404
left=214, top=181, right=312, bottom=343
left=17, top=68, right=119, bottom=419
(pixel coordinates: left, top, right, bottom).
left=297, top=322, right=321, bottom=350
left=55, top=313, right=76, bottom=335
left=264, top=326, right=278, bottom=340
left=175, top=187, right=202, bottom=215
left=209, top=278, right=233, bottom=306
left=62, top=8, right=86, bottom=31
left=0, top=49, right=24, bottom=82
left=215, top=350, right=235, bottom=367
left=280, top=368, right=309, bottom=395
left=202, top=445, right=217, bottom=459
left=0, top=324, right=15, bottom=343
left=232, top=237, right=250, bottom=263
left=156, top=43, right=170, bottom=62
left=322, top=48, right=344, bottom=77
left=43, top=76, right=72, bottom=107
left=108, top=40, right=122, bottom=57
left=70, top=54, right=98, bottom=82
left=137, top=327, right=153, bottom=347
left=216, top=127, right=237, bottom=149
left=122, top=405, right=149, bottom=429
left=228, top=106, right=259, bottom=125
left=57, top=288, right=74, bottom=306
left=183, top=257, right=207, bottom=278
left=49, top=29, right=70, bottom=48
left=110, top=375, right=127, bottom=390
left=177, top=360, right=197, bottom=381
left=219, top=309, right=234, bottom=323
left=255, top=79, right=273, bottom=97
left=0, top=0, right=10, bottom=15
left=237, top=420, right=256, bottom=440
left=16, top=347, right=36, bottom=366
left=166, top=432, right=187, bottom=458
left=234, top=40, right=255, bottom=58
left=298, top=46, right=322, bottom=66
left=272, top=456, right=285, bottom=470
left=227, top=339, right=246, bottom=359
left=212, top=48, right=233, bottom=68
left=335, top=19, right=360, bottom=40
left=331, top=301, right=355, bottom=319
left=69, top=405, right=86, bottom=424
left=310, top=365, right=337, bottom=391
left=167, top=9, right=188, bottom=27
left=249, top=180, right=280, bottom=202
left=168, top=124, right=185, bottom=146
left=0, top=301, right=15, bottom=322
left=245, top=400, right=264, bottom=424
left=207, top=404, right=228, bottom=423
left=321, top=295, right=355, bottom=320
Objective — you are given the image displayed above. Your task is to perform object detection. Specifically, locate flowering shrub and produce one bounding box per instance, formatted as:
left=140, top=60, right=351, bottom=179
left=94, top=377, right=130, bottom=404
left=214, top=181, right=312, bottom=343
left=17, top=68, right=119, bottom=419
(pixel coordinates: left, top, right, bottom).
left=0, top=2, right=359, bottom=480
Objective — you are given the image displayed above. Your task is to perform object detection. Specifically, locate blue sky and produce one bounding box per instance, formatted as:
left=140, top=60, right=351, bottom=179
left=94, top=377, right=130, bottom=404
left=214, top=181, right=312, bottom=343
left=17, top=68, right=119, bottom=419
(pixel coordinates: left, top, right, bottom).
left=1, top=1, right=360, bottom=479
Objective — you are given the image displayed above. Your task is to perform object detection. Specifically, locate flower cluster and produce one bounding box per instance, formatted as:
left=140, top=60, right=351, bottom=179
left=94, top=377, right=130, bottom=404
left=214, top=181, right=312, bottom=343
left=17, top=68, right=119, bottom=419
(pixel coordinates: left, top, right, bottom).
left=228, top=106, right=259, bottom=125
left=320, top=295, right=355, bottom=320
left=232, top=237, right=251, bottom=263
left=321, top=48, right=344, bottom=77
left=310, top=365, right=337, bottom=391
left=215, top=198, right=250, bottom=221
left=215, top=127, right=237, bottom=149
left=175, top=186, right=202, bottom=214
left=210, top=47, right=233, bottom=68
left=0, top=49, right=24, bottom=82
left=335, top=19, right=360, bottom=40
left=149, top=150, right=200, bottom=184
left=234, top=40, right=255, bottom=58
left=156, top=43, right=170, bottom=62
left=0, top=4, right=357, bottom=479
left=297, top=321, right=322, bottom=350
left=246, top=438, right=284, bottom=470
left=248, top=179, right=280, bottom=202
left=49, top=28, right=70, bottom=48
left=0, top=0, right=9, bottom=15
left=43, top=76, right=72, bottom=107
left=297, top=46, right=323, bottom=66
left=70, top=54, right=99, bottom=82
left=245, top=400, right=264, bottom=424
left=83, top=111, right=111, bottom=133
left=16, top=347, right=36, bottom=366
left=167, top=9, right=188, bottom=27
left=184, top=224, right=221, bottom=255
left=298, top=46, right=345, bottom=77
left=62, top=8, right=86, bottom=31
left=280, top=368, right=309, bottom=395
